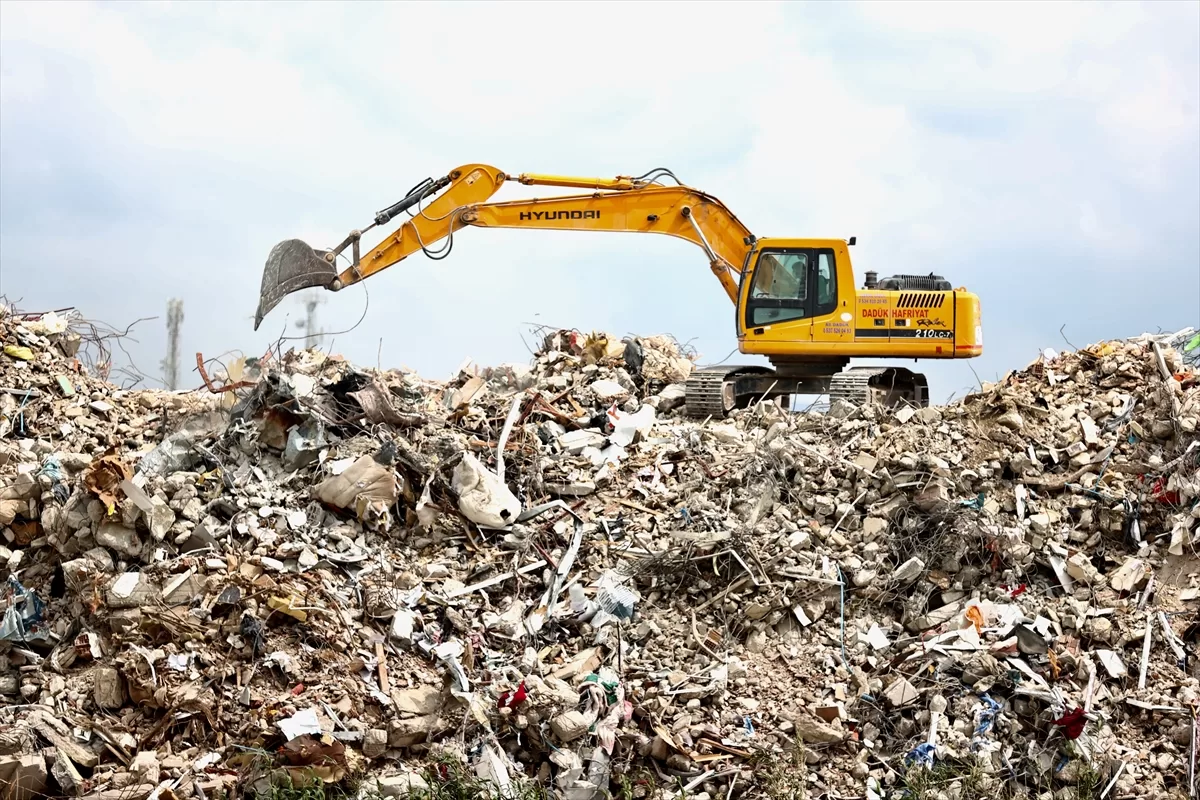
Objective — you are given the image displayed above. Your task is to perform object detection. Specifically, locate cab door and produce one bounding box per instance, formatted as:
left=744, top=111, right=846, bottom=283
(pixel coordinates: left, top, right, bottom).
left=737, top=248, right=817, bottom=344
left=810, top=248, right=851, bottom=344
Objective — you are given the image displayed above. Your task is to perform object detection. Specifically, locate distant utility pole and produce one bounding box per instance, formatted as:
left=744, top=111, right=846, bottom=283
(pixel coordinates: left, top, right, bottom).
left=295, top=290, right=325, bottom=348
left=162, top=298, right=184, bottom=389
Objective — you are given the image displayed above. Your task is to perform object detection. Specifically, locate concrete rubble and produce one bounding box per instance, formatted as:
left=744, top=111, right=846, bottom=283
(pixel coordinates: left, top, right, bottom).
left=1, top=308, right=1199, bottom=800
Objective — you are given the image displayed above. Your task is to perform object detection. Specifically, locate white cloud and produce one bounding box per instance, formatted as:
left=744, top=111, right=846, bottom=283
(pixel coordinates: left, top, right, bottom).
left=0, top=0, right=1196, bottom=398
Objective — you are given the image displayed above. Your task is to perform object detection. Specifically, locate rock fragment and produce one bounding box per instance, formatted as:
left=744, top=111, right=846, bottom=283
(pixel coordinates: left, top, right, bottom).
left=363, top=728, right=388, bottom=759
left=792, top=713, right=845, bottom=744
left=93, top=666, right=125, bottom=710
left=95, top=521, right=141, bottom=557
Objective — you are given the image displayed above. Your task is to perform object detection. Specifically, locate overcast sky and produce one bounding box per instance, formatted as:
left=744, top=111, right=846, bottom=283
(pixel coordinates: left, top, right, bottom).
left=1, top=1, right=1197, bottom=402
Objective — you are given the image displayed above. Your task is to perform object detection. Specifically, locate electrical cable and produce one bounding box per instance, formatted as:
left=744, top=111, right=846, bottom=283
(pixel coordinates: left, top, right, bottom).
left=633, top=167, right=684, bottom=186
left=412, top=218, right=455, bottom=260
left=406, top=178, right=474, bottom=260
left=268, top=252, right=370, bottom=344
left=403, top=178, right=439, bottom=219
left=700, top=347, right=740, bottom=368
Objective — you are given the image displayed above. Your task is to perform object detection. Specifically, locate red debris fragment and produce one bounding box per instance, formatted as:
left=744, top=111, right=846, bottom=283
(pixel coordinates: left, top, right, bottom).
left=498, top=681, right=528, bottom=711
left=1051, top=707, right=1087, bottom=739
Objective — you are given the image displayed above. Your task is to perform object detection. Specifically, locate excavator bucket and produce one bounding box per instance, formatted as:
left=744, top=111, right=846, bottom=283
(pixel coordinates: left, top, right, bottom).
left=254, top=239, right=338, bottom=331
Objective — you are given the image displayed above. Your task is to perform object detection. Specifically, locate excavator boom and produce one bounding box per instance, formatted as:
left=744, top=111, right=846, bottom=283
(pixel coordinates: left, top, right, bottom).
left=254, top=164, right=754, bottom=329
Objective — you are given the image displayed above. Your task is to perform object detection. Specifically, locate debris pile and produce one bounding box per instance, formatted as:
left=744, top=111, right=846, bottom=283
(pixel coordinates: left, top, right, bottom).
left=1, top=306, right=1198, bottom=800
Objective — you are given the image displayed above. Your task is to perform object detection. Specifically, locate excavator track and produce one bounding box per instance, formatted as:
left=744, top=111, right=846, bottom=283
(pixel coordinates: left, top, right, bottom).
left=828, top=366, right=929, bottom=409
left=686, top=365, right=929, bottom=418
left=684, top=366, right=742, bottom=418
left=683, top=366, right=777, bottom=418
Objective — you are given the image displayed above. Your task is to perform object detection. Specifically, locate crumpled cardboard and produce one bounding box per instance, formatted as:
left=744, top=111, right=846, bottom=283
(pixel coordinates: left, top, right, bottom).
left=82, top=451, right=133, bottom=514
left=314, top=453, right=400, bottom=529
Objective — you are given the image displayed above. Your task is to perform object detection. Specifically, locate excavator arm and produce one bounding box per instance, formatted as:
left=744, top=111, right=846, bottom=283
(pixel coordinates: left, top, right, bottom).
left=254, top=164, right=756, bottom=329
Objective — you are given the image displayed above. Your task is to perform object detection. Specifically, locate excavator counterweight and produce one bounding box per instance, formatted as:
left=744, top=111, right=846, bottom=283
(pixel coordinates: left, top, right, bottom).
left=254, top=163, right=983, bottom=415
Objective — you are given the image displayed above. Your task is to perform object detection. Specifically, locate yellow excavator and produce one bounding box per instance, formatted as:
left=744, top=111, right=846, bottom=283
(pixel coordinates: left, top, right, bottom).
left=254, top=164, right=983, bottom=416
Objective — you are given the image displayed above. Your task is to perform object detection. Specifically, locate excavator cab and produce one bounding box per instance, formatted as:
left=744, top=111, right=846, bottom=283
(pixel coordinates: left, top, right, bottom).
left=738, top=243, right=842, bottom=340
left=710, top=237, right=981, bottom=413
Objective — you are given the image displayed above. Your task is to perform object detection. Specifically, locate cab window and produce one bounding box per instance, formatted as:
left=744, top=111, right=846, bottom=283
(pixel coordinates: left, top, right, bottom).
left=747, top=252, right=809, bottom=325
left=815, top=250, right=837, bottom=314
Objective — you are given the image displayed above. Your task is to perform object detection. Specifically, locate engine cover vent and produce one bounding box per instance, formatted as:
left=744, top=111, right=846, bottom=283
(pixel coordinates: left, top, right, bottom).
left=876, top=274, right=952, bottom=292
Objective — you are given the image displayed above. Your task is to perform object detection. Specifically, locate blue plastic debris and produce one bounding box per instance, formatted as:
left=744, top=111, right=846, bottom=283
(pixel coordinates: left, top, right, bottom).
left=960, top=492, right=986, bottom=510
left=596, top=584, right=637, bottom=620
left=970, top=693, right=1002, bottom=752
left=974, top=694, right=1001, bottom=736
left=40, top=455, right=70, bottom=502
left=904, top=743, right=935, bottom=768
left=743, top=716, right=755, bottom=737
left=39, top=455, right=65, bottom=483
left=1, top=576, right=46, bottom=642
